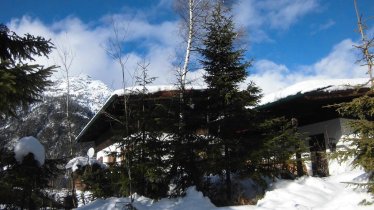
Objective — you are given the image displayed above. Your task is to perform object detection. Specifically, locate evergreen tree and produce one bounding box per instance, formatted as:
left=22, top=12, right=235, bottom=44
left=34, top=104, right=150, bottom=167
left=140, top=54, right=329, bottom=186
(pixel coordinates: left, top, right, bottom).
left=99, top=62, right=171, bottom=199
left=0, top=24, right=56, bottom=117
left=199, top=2, right=261, bottom=203
left=0, top=145, right=63, bottom=209
left=334, top=95, right=374, bottom=193
left=167, top=89, right=210, bottom=196
left=254, top=117, right=306, bottom=179
left=122, top=62, right=170, bottom=199
left=332, top=0, right=374, bottom=194
left=0, top=24, right=61, bottom=208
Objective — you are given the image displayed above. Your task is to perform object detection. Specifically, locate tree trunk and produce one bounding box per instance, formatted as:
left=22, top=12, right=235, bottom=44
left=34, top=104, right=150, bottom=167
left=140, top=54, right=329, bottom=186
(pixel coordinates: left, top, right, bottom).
left=181, top=0, right=194, bottom=89
left=224, top=144, right=231, bottom=202
left=296, top=152, right=304, bottom=177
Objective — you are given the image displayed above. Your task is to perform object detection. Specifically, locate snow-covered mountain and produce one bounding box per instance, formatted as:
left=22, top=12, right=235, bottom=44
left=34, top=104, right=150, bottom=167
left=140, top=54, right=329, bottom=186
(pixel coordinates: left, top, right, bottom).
left=0, top=75, right=112, bottom=158
left=45, top=74, right=112, bottom=113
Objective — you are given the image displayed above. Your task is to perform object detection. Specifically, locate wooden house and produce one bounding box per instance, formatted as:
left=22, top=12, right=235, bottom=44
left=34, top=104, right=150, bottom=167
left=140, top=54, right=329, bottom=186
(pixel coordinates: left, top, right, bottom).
left=76, top=79, right=371, bottom=177
left=76, top=86, right=207, bottom=164
left=258, top=78, right=371, bottom=177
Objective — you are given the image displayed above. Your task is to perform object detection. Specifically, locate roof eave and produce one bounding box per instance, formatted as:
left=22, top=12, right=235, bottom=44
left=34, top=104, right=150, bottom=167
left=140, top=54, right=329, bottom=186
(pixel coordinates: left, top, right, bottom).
left=76, top=94, right=118, bottom=142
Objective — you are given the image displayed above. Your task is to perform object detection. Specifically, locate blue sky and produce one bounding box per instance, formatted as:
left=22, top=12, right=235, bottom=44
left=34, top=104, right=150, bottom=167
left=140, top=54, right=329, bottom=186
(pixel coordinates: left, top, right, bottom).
left=2, top=0, right=374, bottom=93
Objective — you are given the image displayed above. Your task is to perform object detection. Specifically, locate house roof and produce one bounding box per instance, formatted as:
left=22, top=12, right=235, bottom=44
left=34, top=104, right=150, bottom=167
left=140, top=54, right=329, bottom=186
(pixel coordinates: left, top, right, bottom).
left=260, top=78, right=369, bottom=105
left=75, top=94, right=118, bottom=143
left=76, top=86, right=206, bottom=144
left=76, top=78, right=372, bottom=144
left=258, top=78, right=372, bottom=126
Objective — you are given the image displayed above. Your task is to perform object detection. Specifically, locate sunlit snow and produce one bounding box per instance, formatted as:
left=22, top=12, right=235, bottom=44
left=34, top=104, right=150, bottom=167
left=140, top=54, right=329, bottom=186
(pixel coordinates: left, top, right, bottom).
left=112, top=84, right=207, bottom=96
left=75, top=158, right=372, bottom=210
left=260, top=78, right=369, bottom=105
left=66, top=156, right=107, bottom=172
left=14, top=136, right=45, bottom=166
left=44, top=74, right=112, bottom=113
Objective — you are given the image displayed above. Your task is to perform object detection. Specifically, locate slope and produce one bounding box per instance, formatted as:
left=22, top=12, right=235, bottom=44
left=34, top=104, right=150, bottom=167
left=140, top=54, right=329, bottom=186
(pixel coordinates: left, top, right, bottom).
left=0, top=75, right=112, bottom=159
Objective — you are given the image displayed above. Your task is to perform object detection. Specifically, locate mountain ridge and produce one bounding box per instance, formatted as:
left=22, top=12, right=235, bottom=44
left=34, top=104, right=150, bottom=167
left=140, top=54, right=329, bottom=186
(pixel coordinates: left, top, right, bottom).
left=0, top=75, right=112, bottom=158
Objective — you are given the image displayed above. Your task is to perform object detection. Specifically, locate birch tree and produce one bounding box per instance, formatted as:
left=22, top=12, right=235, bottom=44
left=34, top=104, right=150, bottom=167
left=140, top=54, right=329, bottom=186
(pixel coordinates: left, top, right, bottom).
left=55, top=39, right=78, bottom=208
left=56, top=42, right=75, bottom=157
left=104, top=17, right=139, bottom=204
left=175, top=0, right=211, bottom=89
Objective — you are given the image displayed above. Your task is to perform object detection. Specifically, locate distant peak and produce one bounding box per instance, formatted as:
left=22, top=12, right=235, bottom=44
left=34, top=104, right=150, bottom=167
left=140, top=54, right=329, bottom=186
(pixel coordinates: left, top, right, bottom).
left=44, top=75, right=113, bottom=113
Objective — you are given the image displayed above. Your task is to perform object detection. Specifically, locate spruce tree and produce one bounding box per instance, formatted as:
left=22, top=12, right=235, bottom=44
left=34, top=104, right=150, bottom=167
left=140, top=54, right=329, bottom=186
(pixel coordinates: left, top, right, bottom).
left=255, top=117, right=306, bottom=179
left=167, top=89, right=209, bottom=196
left=332, top=1, right=374, bottom=194
left=334, top=95, right=374, bottom=193
left=0, top=24, right=61, bottom=208
left=126, top=62, right=169, bottom=199
left=0, top=146, right=63, bottom=209
left=0, top=24, right=56, bottom=117
left=102, top=62, right=170, bottom=199
left=199, top=2, right=261, bottom=203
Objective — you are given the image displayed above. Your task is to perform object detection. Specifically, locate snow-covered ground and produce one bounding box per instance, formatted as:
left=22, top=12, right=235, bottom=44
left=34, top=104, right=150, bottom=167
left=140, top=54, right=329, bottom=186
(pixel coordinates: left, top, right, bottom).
left=75, top=158, right=372, bottom=210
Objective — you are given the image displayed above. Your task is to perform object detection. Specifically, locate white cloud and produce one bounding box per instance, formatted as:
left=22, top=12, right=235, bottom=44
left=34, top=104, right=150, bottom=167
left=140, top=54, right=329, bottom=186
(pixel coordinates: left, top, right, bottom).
left=233, top=0, right=320, bottom=42
left=6, top=6, right=369, bottom=97
left=313, top=39, right=362, bottom=78
left=318, top=19, right=335, bottom=31
left=246, top=38, right=367, bottom=94
left=311, top=19, right=336, bottom=35
left=261, top=0, right=319, bottom=30
left=7, top=14, right=182, bottom=90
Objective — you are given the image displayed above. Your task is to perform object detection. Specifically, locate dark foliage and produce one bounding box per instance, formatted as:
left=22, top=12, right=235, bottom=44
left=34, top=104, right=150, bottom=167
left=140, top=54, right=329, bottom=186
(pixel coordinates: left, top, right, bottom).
left=333, top=93, right=374, bottom=192
left=253, top=117, right=306, bottom=179
left=0, top=148, right=64, bottom=209
left=0, top=24, right=57, bottom=117
left=198, top=2, right=261, bottom=204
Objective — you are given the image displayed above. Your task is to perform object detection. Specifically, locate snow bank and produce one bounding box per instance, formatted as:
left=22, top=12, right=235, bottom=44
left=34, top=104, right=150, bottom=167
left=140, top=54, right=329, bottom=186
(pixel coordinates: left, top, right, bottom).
left=66, top=156, right=107, bottom=172
left=260, top=78, right=369, bottom=105
left=75, top=158, right=372, bottom=210
left=14, top=136, right=45, bottom=166
left=257, top=176, right=370, bottom=210
left=76, top=187, right=216, bottom=210
left=256, top=157, right=372, bottom=210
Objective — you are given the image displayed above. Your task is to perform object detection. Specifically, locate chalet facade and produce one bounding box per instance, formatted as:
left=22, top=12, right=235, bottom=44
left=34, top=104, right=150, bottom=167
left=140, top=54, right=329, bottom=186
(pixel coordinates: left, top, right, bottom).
left=76, top=79, right=371, bottom=177
left=258, top=78, right=370, bottom=176
left=76, top=86, right=207, bottom=164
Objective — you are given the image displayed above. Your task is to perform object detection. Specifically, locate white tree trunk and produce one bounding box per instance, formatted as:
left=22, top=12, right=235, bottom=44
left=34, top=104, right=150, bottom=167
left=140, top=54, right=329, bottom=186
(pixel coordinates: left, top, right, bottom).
left=181, top=0, right=195, bottom=89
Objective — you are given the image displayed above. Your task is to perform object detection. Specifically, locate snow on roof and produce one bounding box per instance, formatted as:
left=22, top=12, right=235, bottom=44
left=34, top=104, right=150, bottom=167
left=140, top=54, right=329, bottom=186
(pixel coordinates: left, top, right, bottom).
left=66, top=156, right=107, bottom=172
left=14, top=136, right=45, bottom=166
left=260, top=78, right=369, bottom=105
left=112, top=84, right=207, bottom=96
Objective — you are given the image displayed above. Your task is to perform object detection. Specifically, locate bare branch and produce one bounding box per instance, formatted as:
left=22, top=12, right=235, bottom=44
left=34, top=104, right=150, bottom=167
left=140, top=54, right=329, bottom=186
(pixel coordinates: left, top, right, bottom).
left=353, top=0, right=374, bottom=88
